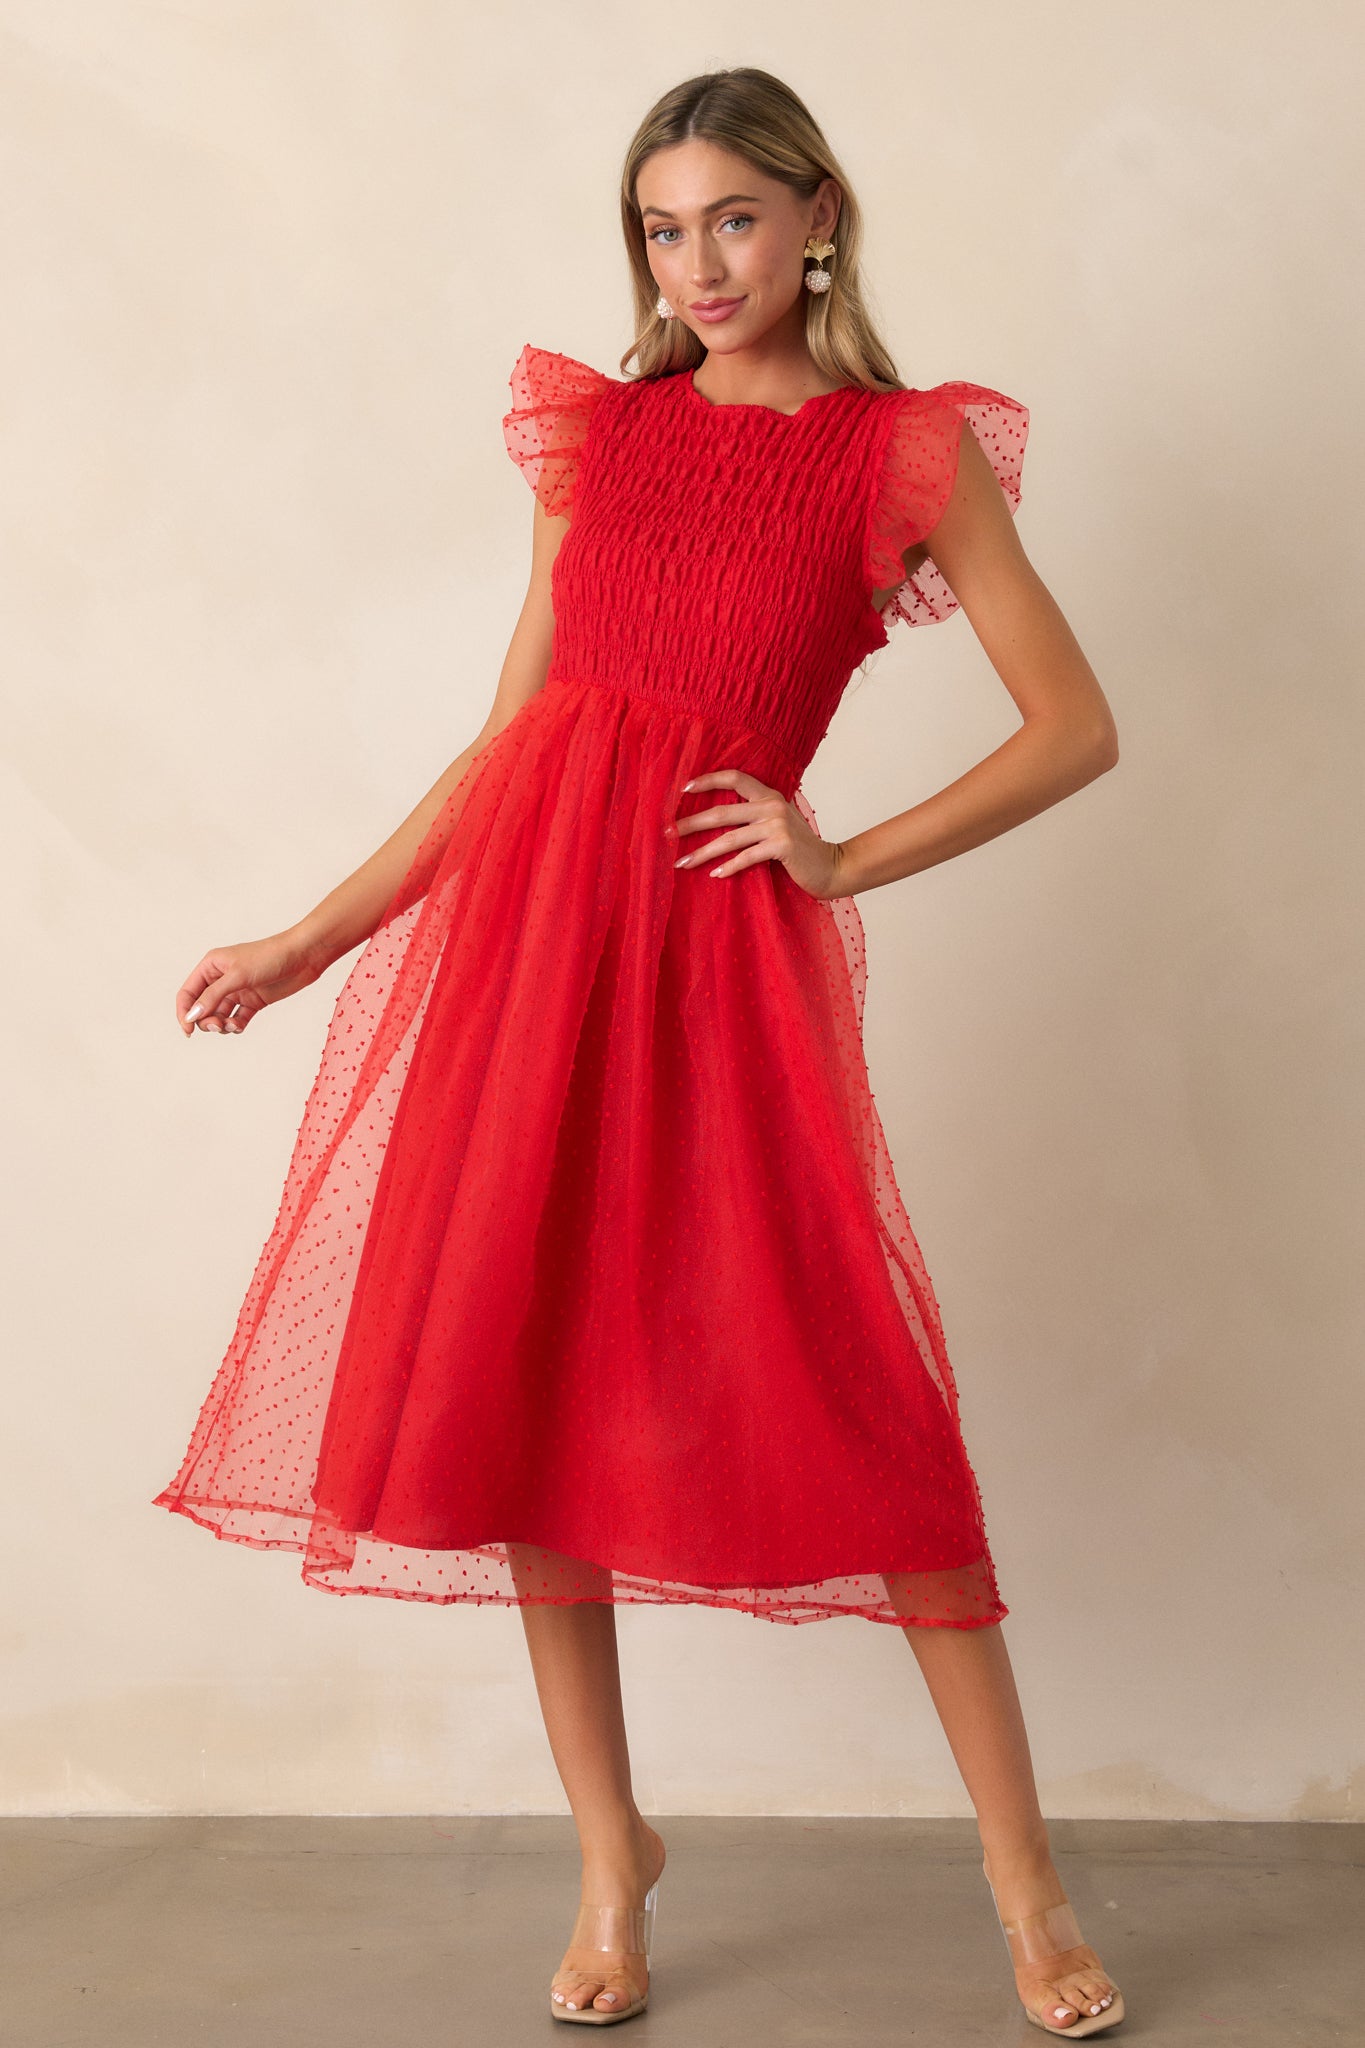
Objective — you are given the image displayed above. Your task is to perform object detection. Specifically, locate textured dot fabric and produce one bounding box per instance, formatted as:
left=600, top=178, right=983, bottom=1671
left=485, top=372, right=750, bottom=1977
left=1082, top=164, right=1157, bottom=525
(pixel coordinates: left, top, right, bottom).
left=152, top=342, right=1029, bottom=1628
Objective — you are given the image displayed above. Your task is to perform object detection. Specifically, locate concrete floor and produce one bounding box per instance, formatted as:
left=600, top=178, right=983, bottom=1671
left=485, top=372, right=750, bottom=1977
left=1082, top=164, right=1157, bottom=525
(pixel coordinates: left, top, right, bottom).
left=0, top=1815, right=1358, bottom=2046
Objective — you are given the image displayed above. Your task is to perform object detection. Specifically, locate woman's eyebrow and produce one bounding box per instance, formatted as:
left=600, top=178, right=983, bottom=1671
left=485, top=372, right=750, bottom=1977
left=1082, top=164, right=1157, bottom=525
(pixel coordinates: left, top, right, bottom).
left=640, top=193, right=764, bottom=220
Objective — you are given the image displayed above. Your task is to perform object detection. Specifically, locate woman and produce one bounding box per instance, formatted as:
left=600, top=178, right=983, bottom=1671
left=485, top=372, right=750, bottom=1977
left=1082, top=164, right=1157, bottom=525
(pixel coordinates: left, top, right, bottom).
left=157, top=66, right=1123, bottom=2037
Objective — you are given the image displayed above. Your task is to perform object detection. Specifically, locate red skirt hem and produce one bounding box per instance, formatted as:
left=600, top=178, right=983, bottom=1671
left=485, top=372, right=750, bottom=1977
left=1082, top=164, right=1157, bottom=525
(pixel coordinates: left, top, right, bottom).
left=152, top=1491, right=1009, bottom=1630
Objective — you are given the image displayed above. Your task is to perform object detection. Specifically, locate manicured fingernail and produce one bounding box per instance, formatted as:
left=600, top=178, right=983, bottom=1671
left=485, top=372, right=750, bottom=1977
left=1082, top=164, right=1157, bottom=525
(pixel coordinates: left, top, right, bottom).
left=682, top=779, right=695, bottom=789
left=675, top=856, right=690, bottom=867
left=186, top=1003, right=202, bottom=1021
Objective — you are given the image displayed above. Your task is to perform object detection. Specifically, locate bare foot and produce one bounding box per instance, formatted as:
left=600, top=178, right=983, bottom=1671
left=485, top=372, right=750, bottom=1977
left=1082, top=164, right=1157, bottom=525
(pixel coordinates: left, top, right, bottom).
left=550, top=1819, right=667, bottom=2018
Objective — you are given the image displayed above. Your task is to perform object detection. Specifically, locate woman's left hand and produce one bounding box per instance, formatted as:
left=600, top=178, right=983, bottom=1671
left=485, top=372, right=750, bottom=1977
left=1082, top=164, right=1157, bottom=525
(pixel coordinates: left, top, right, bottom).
left=668, top=768, right=851, bottom=901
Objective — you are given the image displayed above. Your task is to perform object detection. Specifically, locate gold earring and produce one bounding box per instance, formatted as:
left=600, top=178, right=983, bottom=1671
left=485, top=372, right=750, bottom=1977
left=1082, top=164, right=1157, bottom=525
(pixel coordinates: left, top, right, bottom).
left=803, top=235, right=836, bottom=293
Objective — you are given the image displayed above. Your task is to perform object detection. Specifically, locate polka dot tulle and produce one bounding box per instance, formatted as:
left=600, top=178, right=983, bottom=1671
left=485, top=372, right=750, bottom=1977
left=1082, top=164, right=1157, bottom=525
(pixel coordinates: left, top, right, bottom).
left=869, top=381, right=1029, bottom=629
left=153, top=342, right=1028, bottom=1627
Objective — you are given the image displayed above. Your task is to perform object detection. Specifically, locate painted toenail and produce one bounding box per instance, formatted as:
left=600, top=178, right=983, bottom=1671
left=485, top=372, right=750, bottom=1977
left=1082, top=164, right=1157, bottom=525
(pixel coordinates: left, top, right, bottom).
left=1055, top=2008, right=1072, bottom=2019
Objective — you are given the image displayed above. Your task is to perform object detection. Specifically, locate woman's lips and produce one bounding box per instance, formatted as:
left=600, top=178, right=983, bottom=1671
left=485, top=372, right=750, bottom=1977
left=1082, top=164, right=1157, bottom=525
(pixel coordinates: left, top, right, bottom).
left=691, top=297, right=744, bottom=324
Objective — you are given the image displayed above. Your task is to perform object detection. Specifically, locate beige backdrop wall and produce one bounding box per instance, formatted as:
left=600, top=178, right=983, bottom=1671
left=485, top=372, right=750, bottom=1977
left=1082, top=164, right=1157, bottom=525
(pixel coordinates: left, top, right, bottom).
left=4, top=2, right=1360, bottom=1819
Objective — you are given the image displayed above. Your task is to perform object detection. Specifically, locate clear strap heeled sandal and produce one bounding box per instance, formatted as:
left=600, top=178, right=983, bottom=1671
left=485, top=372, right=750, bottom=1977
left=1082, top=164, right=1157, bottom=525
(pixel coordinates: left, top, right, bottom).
left=549, top=1874, right=661, bottom=2025
left=984, top=1858, right=1125, bottom=2036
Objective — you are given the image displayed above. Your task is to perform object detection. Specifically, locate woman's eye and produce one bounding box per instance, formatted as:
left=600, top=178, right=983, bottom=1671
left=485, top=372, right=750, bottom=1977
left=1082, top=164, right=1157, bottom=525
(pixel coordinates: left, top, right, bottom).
left=647, top=213, right=754, bottom=245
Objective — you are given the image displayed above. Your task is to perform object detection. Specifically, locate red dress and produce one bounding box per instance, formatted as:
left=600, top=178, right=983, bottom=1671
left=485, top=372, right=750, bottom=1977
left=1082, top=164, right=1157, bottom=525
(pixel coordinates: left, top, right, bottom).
left=153, top=343, right=1029, bottom=1628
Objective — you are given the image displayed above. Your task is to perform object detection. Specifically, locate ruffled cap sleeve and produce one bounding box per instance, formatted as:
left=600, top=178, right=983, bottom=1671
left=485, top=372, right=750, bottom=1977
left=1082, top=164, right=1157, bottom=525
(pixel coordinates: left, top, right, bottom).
left=502, top=343, right=613, bottom=520
left=868, top=382, right=1029, bottom=630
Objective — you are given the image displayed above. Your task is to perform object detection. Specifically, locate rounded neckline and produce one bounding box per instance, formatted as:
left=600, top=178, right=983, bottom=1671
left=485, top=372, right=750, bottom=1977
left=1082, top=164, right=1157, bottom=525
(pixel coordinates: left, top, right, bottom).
left=683, top=367, right=855, bottom=421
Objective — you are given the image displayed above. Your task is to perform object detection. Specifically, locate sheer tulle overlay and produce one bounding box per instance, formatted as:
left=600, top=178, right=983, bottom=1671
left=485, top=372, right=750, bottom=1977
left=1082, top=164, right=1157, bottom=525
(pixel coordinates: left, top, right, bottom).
left=869, top=382, right=1029, bottom=630
left=153, top=343, right=1029, bottom=1627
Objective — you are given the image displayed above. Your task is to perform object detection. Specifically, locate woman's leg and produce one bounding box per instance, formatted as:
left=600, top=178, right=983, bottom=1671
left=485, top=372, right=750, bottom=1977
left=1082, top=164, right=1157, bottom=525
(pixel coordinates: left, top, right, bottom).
left=900, top=1616, right=1119, bottom=2030
left=507, top=1544, right=667, bottom=2017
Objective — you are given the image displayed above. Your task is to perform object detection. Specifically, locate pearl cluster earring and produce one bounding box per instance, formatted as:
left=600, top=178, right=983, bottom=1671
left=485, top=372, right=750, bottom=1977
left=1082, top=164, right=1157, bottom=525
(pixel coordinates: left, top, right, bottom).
left=803, top=235, right=836, bottom=292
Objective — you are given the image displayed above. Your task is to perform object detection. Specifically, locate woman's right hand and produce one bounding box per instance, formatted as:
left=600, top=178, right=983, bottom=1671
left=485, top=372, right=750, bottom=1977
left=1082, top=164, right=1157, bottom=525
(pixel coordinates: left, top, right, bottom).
left=176, top=928, right=328, bottom=1037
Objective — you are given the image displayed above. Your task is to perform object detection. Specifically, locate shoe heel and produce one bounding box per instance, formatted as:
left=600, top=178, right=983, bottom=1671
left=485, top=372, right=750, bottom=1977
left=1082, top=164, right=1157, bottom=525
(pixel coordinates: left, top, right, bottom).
left=642, top=1873, right=661, bottom=1964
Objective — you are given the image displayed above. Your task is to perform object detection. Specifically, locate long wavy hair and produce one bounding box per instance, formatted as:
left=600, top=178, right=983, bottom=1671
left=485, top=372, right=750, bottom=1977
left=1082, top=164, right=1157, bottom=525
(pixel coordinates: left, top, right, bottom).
left=618, top=68, right=904, bottom=394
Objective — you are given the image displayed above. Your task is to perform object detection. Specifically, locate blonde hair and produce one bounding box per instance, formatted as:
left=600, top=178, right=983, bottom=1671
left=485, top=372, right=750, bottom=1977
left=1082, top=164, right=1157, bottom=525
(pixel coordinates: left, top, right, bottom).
left=618, top=67, right=904, bottom=393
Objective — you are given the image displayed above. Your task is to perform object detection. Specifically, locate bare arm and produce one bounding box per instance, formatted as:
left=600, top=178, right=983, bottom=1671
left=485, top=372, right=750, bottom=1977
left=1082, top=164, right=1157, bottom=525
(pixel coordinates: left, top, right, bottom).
left=833, top=421, right=1119, bottom=895
left=177, top=497, right=568, bottom=1035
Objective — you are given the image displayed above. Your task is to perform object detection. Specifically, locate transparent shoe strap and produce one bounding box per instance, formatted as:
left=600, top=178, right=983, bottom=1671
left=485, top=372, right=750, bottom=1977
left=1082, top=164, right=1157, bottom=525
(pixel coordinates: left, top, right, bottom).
left=994, top=1895, right=1087, bottom=1968
left=567, top=1876, right=660, bottom=1966
left=984, top=1859, right=1087, bottom=1967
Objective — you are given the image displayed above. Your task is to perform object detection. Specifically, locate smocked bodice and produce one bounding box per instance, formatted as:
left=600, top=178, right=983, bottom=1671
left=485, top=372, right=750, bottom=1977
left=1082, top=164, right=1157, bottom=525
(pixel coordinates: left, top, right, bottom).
left=502, top=346, right=1028, bottom=793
